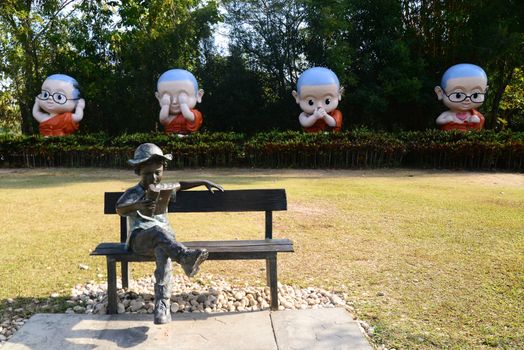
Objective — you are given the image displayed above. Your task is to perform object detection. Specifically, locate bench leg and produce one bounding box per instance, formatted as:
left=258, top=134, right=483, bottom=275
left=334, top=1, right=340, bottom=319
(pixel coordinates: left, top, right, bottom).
left=122, top=261, right=130, bottom=289
left=106, top=257, right=117, bottom=314
left=266, top=255, right=279, bottom=310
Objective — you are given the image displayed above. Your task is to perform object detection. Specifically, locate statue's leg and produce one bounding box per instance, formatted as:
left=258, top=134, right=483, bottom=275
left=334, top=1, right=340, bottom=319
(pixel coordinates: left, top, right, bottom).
left=153, top=246, right=172, bottom=325
left=131, top=226, right=209, bottom=278
left=131, top=226, right=186, bottom=261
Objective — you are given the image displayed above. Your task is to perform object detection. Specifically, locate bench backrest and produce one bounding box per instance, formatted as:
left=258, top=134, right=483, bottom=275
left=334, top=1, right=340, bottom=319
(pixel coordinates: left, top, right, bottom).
left=104, top=189, right=287, bottom=242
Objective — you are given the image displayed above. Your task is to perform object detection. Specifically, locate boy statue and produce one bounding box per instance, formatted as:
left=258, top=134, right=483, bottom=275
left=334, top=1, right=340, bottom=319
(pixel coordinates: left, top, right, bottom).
left=116, top=143, right=223, bottom=324
left=32, top=74, right=85, bottom=136
left=292, top=67, right=344, bottom=132
left=434, top=63, right=487, bottom=131
left=156, top=69, right=204, bottom=136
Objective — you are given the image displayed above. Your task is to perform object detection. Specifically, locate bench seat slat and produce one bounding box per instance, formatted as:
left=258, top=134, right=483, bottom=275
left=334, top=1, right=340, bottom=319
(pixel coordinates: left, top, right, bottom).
left=91, top=239, right=294, bottom=257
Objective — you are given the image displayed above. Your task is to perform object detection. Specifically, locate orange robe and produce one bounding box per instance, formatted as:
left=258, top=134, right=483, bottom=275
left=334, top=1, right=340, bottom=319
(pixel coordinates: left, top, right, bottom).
left=440, top=109, right=485, bottom=131
left=303, top=109, right=343, bottom=133
left=39, top=113, right=79, bottom=136
left=163, top=109, right=203, bottom=134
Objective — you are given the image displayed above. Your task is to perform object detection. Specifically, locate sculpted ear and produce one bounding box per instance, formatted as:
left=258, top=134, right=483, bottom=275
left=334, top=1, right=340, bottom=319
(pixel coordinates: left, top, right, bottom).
left=292, top=90, right=300, bottom=104
left=338, top=87, right=344, bottom=100
left=434, top=86, right=444, bottom=101
left=197, top=89, right=204, bottom=103
left=155, top=91, right=161, bottom=102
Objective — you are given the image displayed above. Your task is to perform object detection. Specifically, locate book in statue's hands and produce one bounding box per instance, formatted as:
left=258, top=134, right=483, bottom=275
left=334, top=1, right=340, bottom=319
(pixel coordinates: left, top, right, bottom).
left=140, top=183, right=176, bottom=217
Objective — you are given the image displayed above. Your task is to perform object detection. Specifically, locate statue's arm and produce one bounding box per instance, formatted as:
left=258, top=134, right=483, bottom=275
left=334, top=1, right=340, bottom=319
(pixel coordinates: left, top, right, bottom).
left=72, top=99, right=85, bottom=122
left=178, top=93, right=195, bottom=122
left=436, top=111, right=455, bottom=125
left=299, top=112, right=320, bottom=127
left=180, top=104, right=195, bottom=122
left=469, top=114, right=480, bottom=123
left=158, top=93, right=174, bottom=124
left=178, top=180, right=223, bottom=193
left=159, top=105, right=172, bottom=124
left=116, top=190, right=154, bottom=216
left=321, top=109, right=337, bottom=127
left=116, top=200, right=154, bottom=216
left=32, top=99, right=50, bottom=122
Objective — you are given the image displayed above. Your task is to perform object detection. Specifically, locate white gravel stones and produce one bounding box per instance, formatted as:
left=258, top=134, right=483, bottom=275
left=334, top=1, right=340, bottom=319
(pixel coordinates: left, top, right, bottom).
left=0, top=273, right=349, bottom=347
left=74, top=274, right=348, bottom=315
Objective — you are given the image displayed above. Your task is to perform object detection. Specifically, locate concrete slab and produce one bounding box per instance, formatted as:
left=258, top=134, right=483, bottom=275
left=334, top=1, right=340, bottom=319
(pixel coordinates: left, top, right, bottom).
left=271, top=308, right=373, bottom=350
left=3, top=308, right=371, bottom=350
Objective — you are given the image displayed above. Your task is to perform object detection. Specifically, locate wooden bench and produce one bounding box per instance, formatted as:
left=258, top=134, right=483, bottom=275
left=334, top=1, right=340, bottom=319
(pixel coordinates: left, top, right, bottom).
left=91, top=189, right=294, bottom=314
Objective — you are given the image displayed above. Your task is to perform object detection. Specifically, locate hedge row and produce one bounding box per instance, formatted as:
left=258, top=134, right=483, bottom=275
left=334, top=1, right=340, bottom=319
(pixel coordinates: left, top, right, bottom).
left=0, top=130, right=523, bottom=170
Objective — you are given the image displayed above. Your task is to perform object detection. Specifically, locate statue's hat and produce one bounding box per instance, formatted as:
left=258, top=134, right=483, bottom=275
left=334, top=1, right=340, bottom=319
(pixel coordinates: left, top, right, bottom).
left=128, top=143, right=172, bottom=166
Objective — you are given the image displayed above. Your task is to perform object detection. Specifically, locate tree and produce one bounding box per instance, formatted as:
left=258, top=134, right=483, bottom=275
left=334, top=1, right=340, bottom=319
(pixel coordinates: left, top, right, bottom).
left=197, top=48, right=272, bottom=133
left=224, top=0, right=308, bottom=94
left=499, top=67, right=524, bottom=130
left=0, top=0, right=219, bottom=135
left=399, top=0, right=524, bottom=129
left=303, top=0, right=427, bottom=130
left=221, top=0, right=308, bottom=131
left=0, top=0, right=79, bottom=134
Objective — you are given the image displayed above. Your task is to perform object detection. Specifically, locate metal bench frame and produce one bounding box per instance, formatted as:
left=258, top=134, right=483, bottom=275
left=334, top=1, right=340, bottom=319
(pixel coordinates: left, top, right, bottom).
left=91, top=189, right=293, bottom=314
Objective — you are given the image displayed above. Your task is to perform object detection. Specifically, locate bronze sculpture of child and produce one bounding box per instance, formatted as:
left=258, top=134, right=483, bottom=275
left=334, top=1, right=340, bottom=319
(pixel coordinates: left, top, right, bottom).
left=116, top=143, right=223, bottom=324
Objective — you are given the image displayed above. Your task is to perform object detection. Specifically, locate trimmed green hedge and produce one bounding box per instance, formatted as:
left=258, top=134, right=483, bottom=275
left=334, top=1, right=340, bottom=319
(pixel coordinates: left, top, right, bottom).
left=1, top=130, right=523, bottom=170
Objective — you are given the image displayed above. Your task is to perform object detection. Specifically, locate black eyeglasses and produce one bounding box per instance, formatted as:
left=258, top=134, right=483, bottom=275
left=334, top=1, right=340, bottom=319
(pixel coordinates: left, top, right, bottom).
left=443, top=90, right=486, bottom=103
left=37, top=90, right=80, bottom=105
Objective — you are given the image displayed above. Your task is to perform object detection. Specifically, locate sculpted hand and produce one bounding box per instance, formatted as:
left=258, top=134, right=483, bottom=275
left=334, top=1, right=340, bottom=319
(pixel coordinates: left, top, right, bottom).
left=178, top=92, right=188, bottom=105
left=76, top=98, right=86, bottom=110
left=160, top=93, right=171, bottom=107
left=137, top=199, right=156, bottom=212
left=316, top=107, right=327, bottom=119
left=311, top=108, right=322, bottom=119
left=32, top=97, right=48, bottom=117
left=440, top=114, right=455, bottom=124
left=204, top=181, right=224, bottom=193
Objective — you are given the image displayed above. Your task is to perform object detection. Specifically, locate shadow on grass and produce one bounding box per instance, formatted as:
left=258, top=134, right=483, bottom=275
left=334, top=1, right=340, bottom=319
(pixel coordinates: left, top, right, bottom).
left=0, top=168, right=298, bottom=189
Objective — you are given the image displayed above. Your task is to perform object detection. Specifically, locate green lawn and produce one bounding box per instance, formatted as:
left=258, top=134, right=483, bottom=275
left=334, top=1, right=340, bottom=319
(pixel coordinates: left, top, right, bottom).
left=1, top=168, right=523, bottom=349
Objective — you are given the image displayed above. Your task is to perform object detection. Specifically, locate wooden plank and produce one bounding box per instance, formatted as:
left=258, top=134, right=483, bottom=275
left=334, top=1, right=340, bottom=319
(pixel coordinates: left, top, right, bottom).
left=92, top=240, right=293, bottom=249
left=92, top=239, right=293, bottom=250
left=92, top=240, right=293, bottom=255
left=105, top=189, right=287, bottom=214
left=182, top=239, right=293, bottom=247
left=98, top=251, right=280, bottom=262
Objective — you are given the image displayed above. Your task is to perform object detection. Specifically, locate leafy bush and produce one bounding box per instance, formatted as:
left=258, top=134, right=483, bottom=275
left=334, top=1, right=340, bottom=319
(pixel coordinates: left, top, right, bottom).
left=0, top=130, right=523, bottom=170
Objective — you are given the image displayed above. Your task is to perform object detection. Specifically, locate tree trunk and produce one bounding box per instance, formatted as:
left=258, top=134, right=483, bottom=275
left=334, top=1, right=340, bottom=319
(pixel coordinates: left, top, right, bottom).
left=19, top=97, right=35, bottom=135
left=489, top=65, right=514, bottom=129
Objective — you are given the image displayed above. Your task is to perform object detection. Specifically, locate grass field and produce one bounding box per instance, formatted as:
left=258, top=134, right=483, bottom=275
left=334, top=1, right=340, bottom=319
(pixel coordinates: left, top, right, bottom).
left=0, top=168, right=523, bottom=349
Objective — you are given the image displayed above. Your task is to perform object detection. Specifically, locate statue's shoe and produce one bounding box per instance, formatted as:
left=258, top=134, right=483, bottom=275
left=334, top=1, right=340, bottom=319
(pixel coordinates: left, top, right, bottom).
left=154, top=299, right=172, bottom=325
left=180, top=248, right=209, bottom=277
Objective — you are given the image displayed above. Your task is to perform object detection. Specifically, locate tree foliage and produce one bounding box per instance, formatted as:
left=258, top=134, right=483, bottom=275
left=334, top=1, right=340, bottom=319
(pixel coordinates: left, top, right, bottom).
left=0, top=0, right=522, bottom=135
